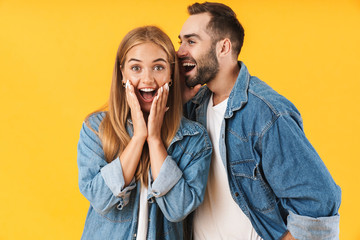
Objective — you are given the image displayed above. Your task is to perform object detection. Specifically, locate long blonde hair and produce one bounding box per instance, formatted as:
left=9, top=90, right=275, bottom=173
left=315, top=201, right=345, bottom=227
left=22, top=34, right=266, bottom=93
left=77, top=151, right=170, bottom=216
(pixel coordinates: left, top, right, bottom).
left=87, top=26, right=182, bottom=184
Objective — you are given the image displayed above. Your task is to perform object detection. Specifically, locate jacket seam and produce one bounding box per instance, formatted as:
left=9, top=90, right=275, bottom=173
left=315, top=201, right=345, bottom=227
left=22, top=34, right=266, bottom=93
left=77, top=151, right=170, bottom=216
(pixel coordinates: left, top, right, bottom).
left=248, top=89, right=280, bottom=116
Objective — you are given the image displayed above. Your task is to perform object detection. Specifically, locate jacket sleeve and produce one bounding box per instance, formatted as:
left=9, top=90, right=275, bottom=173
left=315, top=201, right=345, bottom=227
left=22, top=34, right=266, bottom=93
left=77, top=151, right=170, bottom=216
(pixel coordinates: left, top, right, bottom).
left=259, top=114, right=341, bottom=239
left=77, top=121, right=136, bottom=214
left=147, top=128, right=212, bottom=222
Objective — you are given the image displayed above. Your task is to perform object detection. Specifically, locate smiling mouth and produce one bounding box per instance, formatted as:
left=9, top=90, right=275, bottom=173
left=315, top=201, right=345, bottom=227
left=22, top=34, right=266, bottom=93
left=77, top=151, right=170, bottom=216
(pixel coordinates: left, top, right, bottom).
left=139, top=88, right=157, bottom=101
left=183, top=62, right=196, bottom=73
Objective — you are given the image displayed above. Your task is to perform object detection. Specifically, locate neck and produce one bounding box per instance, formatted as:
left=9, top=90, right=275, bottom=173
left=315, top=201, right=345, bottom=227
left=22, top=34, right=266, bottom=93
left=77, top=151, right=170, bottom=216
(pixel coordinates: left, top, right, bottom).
left=143, top=112, right=149, bottom=123
left=207, top=61, right=240, bottom=106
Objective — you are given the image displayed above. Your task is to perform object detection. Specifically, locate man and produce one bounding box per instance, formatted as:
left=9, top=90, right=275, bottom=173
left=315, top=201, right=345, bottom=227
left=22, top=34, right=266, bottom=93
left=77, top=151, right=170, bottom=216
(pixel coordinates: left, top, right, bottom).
left=178, top=2, right=341, bottom=239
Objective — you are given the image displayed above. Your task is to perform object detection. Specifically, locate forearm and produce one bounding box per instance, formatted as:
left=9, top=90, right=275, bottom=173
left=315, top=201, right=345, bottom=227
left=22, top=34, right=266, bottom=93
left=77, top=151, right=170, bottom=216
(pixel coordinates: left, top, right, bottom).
left=148, top=138, right=167, bottom=180
left=119, top=135, right=146, bottom=186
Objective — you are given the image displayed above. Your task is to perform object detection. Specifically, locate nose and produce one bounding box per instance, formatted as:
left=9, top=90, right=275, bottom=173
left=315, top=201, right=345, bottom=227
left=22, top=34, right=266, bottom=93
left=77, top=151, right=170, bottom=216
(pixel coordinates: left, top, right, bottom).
left=177, top=44, right=187, bottom=58
left=141, top=68, right=155, bottom=84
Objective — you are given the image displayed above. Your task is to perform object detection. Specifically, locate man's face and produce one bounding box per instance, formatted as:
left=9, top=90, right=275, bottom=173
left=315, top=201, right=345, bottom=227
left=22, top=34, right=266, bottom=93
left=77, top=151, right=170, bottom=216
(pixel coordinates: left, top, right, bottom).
left=178, top=13, right=219, bottom=87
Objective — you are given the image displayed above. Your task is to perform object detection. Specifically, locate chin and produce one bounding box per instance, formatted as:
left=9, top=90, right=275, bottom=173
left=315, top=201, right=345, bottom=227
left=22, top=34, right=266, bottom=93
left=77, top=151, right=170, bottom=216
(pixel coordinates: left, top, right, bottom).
left=140, top=105, right=151, bottom=114
left=185, top=77, right=199, bottom=88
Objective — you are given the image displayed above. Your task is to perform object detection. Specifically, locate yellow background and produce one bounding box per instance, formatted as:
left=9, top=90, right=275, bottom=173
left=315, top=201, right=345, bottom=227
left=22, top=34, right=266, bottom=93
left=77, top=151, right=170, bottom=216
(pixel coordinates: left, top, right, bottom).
left=1, top=0, right=359, bottom=239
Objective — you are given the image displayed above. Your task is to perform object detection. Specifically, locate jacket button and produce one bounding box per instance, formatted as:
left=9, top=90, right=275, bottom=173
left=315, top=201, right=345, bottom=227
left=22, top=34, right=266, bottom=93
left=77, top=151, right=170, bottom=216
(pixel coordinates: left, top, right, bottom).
left=235, top=192, right=239, bottom=197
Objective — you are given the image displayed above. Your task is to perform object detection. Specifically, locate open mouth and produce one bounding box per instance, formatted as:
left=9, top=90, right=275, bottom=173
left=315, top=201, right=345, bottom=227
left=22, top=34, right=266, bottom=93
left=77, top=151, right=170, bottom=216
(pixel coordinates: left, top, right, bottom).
left=139, top=88, right=157, bottom=102
left=183, top=62, right=196, bottom=73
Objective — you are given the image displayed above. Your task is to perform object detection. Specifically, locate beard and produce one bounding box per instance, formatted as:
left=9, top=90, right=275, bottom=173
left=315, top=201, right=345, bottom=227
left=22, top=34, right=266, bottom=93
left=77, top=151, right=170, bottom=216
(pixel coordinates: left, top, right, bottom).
left=185, top=45, right=219, bottom=88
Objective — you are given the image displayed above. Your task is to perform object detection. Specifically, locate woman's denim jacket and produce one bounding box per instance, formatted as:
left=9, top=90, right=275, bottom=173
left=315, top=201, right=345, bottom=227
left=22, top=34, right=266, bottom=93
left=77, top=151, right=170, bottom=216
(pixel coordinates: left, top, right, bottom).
left=184, top=62, right=341, bottom=240
left=77, top=112, right=212, bottom=240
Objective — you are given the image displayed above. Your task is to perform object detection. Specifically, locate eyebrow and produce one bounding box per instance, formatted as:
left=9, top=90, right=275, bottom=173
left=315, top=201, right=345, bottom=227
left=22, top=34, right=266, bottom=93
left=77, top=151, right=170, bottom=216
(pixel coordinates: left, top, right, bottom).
left=178, top=33, right=201, bottom=40
left=128, top=58, right=141, bottom=63
left=127, top=58, right=167, bottom=63
left=153, top=58, right=167, bottom=63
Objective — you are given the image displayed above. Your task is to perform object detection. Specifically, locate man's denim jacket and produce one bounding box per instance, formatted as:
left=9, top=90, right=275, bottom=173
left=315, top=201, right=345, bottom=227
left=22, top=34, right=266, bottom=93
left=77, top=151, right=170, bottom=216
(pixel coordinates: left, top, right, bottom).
left=184, top=62, right=341, bottom=239
left=77, top=112, right=212, bottom=240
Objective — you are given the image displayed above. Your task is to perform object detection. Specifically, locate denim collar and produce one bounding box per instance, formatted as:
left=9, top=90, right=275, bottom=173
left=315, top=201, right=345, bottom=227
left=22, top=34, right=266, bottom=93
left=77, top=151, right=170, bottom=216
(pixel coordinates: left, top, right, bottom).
left=191, top=61, right=250, bottom=119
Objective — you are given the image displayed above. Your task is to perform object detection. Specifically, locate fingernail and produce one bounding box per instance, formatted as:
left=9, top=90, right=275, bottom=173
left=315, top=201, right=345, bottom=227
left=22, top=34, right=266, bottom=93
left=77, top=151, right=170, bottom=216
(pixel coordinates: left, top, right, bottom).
left=160, top=86, right=163, bottom=93
left=165, top=83, right=169, bottom=91
left=156, top=94, right=159, bottom=100
left=126, top=80, right=130, bottom=89
left=165, top=107, right=169, bottom=112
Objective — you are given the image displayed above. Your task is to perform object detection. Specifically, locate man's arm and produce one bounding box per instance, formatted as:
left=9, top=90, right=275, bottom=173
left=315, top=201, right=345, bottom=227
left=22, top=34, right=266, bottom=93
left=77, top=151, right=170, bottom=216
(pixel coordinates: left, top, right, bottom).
left=260, top=114, right=341, bottom=239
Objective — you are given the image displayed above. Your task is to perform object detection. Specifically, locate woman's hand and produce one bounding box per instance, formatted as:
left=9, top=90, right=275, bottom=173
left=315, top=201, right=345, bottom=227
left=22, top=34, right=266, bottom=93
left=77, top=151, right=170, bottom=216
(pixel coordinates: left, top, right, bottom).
left=147, top=83, right=169, bottom=180
left=120, top=80, right=147, bottom=186
left=147, top=83, right=169, bottom=143
left=125, top=80, right=147, bottom=141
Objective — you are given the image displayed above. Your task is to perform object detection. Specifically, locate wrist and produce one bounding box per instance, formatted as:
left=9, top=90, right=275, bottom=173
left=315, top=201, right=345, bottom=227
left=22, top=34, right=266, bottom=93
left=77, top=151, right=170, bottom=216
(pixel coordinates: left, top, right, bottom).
left=132, top=134, right=147, bottom=143
left=147, top=136, right=163, bottom=147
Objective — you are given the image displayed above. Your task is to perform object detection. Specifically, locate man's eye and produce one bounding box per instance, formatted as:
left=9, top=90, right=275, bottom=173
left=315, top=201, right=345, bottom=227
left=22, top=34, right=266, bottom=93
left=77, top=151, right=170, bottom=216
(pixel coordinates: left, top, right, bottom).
left=188, top=40, right=195, bottom=44
left=131, top=66, right=140, bottom=71
left=154, top=65, right=164, bottom=71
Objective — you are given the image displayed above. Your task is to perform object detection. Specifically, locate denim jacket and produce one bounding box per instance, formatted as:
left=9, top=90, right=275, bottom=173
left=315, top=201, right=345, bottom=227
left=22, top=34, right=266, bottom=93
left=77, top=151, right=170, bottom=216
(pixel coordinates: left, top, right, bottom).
left=77, top=112, right=212, bottom=240
left=184, top=62, right=341, bottom=240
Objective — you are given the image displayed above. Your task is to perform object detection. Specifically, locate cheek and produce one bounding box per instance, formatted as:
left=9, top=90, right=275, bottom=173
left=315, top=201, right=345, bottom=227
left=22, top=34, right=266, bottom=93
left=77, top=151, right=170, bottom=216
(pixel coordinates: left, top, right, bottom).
left=122, top=71, right=140, bottom=86
left=156, top=72, right=171, bottom=85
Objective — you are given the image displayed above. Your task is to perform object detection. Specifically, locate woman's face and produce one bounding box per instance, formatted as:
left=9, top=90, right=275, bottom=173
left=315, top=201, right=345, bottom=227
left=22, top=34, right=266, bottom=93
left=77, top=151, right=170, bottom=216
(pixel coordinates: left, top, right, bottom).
left=121, top=42, right=172, bottom=113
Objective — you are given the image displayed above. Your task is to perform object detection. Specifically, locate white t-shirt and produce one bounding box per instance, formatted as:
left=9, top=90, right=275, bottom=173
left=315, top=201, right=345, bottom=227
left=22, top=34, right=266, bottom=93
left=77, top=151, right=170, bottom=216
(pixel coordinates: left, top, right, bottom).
left=136, top=182, right=148, bottom=240
left=193, top=94, right=262, bottom=240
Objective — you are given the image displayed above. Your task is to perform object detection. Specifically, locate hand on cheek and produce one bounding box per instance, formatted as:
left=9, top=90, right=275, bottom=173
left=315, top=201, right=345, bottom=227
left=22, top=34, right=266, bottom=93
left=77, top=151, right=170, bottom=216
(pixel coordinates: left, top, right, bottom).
left=125, top=80, right=147, bottom=140
left=147, top=83, right=169, bottom=143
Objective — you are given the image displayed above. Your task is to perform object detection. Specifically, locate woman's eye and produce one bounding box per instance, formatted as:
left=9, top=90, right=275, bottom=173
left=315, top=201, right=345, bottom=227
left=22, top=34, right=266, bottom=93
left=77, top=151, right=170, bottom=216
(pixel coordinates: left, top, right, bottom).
left=131, top=66, right=140, bottom=71
left=154, top=65, right=164, bottom=71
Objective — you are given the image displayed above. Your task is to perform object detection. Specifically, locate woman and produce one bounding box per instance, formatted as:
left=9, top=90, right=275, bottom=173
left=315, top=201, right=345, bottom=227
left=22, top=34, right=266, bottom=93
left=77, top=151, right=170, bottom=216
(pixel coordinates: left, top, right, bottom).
left=77, top=26, right=212, bottom=240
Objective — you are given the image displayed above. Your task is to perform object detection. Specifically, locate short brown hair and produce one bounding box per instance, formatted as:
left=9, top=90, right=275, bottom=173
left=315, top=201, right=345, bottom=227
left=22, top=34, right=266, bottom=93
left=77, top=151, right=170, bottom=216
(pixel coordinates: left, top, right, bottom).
left=188, top=2, right=245, bottom=57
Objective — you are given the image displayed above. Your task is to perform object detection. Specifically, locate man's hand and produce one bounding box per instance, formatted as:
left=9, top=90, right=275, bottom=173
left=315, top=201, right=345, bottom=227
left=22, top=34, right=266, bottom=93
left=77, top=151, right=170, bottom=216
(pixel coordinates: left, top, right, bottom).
left=282, top=231, right=297, bottom=240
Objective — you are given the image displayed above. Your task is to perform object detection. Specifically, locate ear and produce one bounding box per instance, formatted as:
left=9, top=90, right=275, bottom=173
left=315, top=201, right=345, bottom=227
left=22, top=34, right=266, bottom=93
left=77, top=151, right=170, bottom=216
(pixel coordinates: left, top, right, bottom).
left=217, top=38, right=231, bottom=57
left=119, top=65, right=125, bottom=78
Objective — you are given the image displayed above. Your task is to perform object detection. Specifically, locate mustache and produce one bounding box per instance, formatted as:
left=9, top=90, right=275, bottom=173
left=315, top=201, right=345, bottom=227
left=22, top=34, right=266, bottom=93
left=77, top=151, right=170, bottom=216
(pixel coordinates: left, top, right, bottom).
left=179, top=56, right=196, bottom=62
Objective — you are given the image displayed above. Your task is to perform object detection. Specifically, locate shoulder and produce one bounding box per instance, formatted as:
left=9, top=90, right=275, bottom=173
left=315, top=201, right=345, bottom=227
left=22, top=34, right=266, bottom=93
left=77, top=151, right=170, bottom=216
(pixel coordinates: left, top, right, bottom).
left=84, top=111, right=107, bottom=132
left=179, top=117, right=207, bottom=136
left=247, top=76, right=301, bottom=119
left=170, top=117, right=212, bottom=151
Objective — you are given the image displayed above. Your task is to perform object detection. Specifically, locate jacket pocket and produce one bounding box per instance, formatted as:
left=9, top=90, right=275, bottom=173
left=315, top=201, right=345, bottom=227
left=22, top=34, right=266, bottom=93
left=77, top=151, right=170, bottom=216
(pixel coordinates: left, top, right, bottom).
left=230, top=159, right=277, bottom=213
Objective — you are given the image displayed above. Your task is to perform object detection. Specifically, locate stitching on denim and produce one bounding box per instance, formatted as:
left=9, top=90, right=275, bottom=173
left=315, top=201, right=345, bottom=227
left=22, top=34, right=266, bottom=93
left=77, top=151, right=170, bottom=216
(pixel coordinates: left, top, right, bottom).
left=254, top=166, right=277, bottom=211
left=257, top=112, right=303, bottom=153
left=248, top=89, right=280, bottom=116
left=177, top=140, right=212, bottom=159
left=231, top=174, right=276, bottom=213
left=230, top=161, right=277, bottom=212
left=227, top=127, right=260, bottom=142
left=256, top=114, right=280, bottom=153
left=230, top=159, right=257, bottom=179
left=279, top=111, right=303, bottom=126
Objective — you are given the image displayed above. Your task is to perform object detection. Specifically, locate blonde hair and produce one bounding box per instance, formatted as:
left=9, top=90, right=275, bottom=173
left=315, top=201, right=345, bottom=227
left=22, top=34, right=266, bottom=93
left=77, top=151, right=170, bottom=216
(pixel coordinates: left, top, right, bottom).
left=87, top=26, right=182, bottom=185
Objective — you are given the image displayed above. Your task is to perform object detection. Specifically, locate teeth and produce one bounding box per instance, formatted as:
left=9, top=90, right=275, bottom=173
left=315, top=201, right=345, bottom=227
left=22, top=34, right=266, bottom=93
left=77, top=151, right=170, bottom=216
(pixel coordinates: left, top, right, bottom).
left=140, top=88, right=155, bottom=92
left=183, top=63, right=196, bottom=67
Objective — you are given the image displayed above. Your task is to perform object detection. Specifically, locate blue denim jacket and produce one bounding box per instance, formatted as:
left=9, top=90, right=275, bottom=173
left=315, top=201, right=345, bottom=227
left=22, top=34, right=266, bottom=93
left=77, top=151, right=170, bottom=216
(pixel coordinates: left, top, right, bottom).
left=77, top=112, right=212, bottom=240
left=184, top=62, right=341, bottom=240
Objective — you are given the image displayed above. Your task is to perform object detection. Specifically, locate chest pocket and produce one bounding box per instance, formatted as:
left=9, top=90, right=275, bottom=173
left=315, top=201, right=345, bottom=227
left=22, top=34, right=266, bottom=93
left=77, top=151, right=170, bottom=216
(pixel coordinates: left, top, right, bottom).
left=230, top=159, right=277, bottom=213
